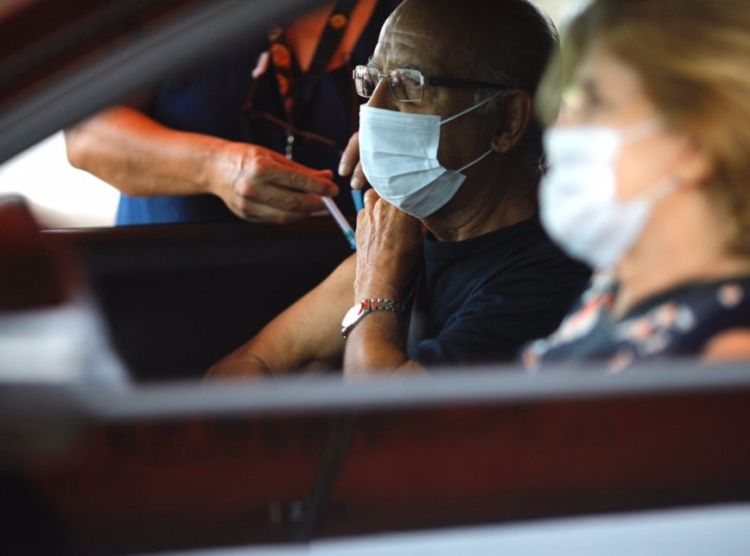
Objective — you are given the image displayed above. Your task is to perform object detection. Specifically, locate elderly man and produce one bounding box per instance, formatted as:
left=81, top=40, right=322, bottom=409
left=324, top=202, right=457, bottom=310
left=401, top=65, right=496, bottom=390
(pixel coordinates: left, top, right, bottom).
left=209, top=0, right=589, bottom=377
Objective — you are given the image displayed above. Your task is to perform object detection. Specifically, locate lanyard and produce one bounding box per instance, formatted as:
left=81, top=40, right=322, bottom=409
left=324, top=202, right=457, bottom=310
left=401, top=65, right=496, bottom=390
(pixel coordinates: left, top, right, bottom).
left=268, top=0, right=359, bottom=158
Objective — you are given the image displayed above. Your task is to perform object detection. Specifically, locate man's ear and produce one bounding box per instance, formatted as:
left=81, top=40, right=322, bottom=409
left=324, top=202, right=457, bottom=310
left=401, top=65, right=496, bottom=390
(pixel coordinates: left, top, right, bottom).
left=491, top=91, right=532, bottom=153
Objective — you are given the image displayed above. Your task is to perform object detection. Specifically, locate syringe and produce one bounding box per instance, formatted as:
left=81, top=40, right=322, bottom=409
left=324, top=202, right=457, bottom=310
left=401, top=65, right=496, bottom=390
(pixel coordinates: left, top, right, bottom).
left=322, top=196, right=356, bottom=250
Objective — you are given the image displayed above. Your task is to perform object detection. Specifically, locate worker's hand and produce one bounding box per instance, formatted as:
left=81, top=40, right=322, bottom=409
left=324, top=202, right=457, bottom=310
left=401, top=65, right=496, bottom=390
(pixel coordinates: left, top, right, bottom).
left=338, top=132, right=368, bottom=190
left=354, top=189, right=423, bottom=302
left=208, top=142, right=339, bottom=223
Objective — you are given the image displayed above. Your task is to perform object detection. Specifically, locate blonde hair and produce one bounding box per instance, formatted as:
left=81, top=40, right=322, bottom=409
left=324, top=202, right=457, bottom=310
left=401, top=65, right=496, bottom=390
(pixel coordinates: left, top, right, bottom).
left=540, top=0, right=750, bottom=254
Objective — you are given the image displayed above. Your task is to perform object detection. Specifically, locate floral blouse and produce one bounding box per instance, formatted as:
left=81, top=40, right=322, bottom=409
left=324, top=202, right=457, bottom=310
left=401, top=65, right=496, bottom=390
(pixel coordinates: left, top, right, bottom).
left=522, top=273, right=750, bottom=372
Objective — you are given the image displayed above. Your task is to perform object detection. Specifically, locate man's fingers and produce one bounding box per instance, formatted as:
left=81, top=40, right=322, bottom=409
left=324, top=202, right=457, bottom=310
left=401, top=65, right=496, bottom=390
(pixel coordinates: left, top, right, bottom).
left=350, top=162, right=367, bottom=190
left=363, top=188, right=379, bottom=211
left=339, top=133, right=369, bottom=189
left=338, top=132, right=360, bottom=177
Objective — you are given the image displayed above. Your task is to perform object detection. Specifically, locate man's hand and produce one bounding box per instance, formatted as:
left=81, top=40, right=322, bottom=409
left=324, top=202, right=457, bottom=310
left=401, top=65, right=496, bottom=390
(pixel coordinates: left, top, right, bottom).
left=338, top=132, right=368, bottom=190
left=210, top=143, right=339, bottom=223
left=354, top=189, right=423, bottom=302
left=343, top=190, right=424, bottom=375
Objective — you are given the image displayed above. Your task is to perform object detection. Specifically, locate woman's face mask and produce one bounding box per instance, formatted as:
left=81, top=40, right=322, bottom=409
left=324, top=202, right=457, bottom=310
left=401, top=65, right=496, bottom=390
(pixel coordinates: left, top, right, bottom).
left=358, top=93, right=500, bottom=219
left=540, top=119, right=679, bottom=270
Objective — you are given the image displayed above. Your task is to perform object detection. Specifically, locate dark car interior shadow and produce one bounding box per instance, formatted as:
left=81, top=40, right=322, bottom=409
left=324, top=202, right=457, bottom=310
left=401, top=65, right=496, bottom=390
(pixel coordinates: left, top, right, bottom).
left=46, top=217, right=352, bottom=382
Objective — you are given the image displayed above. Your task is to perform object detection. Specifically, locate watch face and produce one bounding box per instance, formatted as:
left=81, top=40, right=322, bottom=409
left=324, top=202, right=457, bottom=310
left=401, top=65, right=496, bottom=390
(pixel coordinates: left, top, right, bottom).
left=341, top=302, right=365, bottom=329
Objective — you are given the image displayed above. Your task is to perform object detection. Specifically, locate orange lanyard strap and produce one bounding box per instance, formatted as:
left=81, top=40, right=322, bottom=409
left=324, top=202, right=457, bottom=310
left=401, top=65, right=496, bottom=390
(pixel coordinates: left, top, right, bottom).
left=269, top=0, right=358, bottom=126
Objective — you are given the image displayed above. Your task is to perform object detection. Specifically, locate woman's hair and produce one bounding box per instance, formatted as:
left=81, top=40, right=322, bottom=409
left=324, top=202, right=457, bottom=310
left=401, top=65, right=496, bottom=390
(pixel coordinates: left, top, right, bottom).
left=539, top=0, right=750, bottom=254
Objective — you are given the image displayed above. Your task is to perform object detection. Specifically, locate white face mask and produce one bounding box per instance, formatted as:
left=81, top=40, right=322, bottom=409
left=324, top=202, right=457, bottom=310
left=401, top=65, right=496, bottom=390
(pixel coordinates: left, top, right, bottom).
left=358, top=94, right=499, bottom=219
left=540, top=120, right=678, bottom=270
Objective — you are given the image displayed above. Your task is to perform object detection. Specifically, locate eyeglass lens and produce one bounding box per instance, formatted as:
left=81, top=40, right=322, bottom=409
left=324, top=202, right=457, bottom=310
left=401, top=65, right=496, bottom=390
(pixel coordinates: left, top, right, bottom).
left=354, top=66, right=424, bottom=102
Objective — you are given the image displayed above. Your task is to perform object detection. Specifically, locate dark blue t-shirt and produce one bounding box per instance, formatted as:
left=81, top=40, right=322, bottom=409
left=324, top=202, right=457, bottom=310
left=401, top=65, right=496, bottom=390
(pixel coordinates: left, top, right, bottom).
left=117, top=1, right=399, bottom=225
left=409, top=216, right=591, bottom=366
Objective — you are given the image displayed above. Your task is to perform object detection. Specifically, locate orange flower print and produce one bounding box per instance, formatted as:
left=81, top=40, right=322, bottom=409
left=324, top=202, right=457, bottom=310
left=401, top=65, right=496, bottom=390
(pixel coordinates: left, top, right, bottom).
left=271, top=43, right=291, bottom=69
left=718, top=283, right=744, bottom=308
left=329, top=13, right=348, bottom=30
left=608, top=348, right=635, bottom=373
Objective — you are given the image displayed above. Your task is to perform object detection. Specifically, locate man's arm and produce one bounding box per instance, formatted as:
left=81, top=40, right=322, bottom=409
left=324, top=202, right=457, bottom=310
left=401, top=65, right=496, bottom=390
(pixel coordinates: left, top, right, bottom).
left=206, top=255, right=356, bottom=379
left=343, top=190, right=425, bottom=376
left=65, top=106, right=338, bottom=223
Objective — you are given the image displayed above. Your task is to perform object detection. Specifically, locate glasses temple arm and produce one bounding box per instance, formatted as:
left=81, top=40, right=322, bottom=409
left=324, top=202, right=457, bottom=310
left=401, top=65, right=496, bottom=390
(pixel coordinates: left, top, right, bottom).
left=427, top=76, right=512, bottom=90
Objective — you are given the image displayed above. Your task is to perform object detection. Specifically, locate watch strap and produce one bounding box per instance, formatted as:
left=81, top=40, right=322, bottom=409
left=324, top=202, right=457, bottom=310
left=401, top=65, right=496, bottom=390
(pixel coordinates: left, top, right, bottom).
left=341, top=297, right=399, bottom=338
left=360, top=297, right=398, bottom=313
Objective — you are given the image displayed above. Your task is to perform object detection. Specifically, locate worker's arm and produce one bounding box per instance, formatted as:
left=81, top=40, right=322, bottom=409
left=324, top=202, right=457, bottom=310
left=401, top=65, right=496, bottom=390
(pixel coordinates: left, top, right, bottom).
left=65, top=106, right=338, bottom=223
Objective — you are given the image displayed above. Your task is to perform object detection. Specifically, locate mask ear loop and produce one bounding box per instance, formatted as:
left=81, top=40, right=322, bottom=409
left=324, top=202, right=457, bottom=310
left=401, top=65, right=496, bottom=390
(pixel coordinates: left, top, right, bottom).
left=620, top=119, right=683, bottom=204
left=439, top=91, right=505, bottom=173
left=457, top=149, right=494, bottom=173
left=639, top=176, right=682, bottom=204
left=440, top=90, right=505, bottom=126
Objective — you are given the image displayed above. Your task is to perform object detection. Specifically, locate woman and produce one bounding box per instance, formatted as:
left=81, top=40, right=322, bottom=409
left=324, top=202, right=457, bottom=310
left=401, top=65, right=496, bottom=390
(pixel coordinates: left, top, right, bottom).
left=523, top=0, right=750, bottom=371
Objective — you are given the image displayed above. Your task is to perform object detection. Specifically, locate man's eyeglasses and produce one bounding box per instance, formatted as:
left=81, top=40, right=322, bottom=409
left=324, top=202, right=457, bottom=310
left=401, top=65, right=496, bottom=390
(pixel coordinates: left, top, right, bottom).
left=353, top=65, right=510, bottom=103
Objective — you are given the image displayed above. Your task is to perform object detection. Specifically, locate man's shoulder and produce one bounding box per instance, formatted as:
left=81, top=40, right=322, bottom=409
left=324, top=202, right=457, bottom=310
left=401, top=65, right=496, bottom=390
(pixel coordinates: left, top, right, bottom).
left=511, top=219, right=588, bottom=272
left=476, top=216, right=588, bottom=275
left=476, top=223, right=591, bottom=297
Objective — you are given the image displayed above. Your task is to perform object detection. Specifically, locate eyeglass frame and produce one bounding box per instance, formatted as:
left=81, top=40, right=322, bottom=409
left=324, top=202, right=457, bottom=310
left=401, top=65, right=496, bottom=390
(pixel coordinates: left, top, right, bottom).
left=353, top=64, right=513, bottom=103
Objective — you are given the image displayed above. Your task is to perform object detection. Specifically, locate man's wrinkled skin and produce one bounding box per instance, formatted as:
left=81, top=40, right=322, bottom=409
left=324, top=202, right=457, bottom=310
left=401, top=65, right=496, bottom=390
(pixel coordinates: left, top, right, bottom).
left=207, top=0, right=542, bottom=378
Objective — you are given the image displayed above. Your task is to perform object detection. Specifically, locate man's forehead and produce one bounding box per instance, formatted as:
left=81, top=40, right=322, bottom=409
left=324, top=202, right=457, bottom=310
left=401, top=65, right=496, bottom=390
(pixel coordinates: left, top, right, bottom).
left=372, top=22, right=450, bottom=74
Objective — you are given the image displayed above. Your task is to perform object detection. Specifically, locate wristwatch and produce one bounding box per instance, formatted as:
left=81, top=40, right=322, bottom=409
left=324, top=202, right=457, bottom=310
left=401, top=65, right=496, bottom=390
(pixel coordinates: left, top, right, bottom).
left=341, top=297, right=399, bottom=338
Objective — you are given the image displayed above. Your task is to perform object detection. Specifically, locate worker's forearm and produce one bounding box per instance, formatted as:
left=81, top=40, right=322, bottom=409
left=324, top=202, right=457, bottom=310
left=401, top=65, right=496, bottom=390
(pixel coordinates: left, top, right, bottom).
left=65, top=106, right=227, bottom=197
